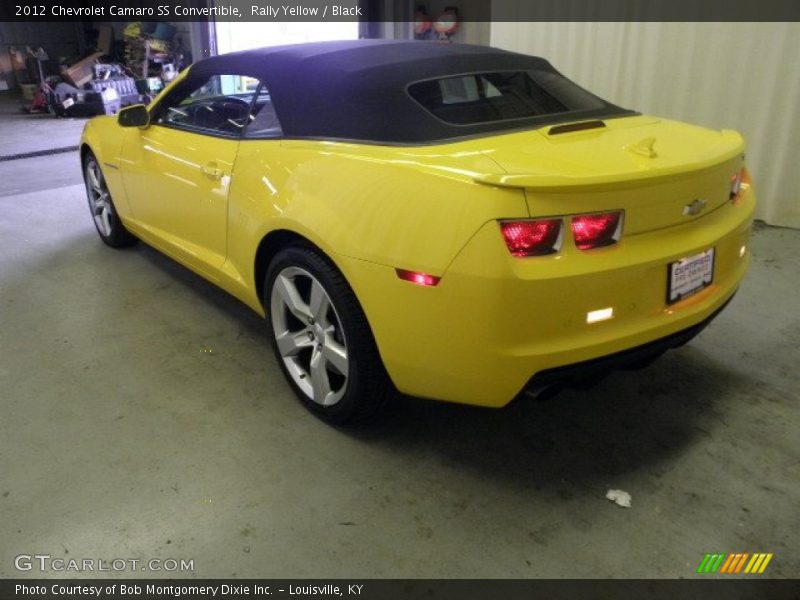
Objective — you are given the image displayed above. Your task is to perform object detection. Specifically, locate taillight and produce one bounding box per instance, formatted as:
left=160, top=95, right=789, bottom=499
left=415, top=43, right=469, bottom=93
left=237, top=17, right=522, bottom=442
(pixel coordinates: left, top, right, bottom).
left=499, top=219, right=563, bottom=257
left=571, top=211, right=623, bottom=250
left=730, top=167, right=748, bottom=202
left=396, top=268, right=440, bottom=287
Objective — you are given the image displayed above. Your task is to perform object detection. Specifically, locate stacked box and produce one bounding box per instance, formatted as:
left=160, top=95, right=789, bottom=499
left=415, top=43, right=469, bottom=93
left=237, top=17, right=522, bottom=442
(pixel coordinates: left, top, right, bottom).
left=62, top=52, right=104, bottom=88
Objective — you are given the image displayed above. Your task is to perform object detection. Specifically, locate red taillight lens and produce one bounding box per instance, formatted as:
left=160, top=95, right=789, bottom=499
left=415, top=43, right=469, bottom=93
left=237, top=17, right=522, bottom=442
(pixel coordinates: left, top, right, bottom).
left=571, top=211, right=622, bottom=250
left=499, top=219, right=563, bottom=257
left=396, top=268, right=440, bottom=287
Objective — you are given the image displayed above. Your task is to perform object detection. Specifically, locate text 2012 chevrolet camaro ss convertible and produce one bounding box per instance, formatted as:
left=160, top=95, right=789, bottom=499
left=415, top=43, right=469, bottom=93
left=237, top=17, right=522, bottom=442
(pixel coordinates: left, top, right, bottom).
left=80, top=40, right=755, bottom=423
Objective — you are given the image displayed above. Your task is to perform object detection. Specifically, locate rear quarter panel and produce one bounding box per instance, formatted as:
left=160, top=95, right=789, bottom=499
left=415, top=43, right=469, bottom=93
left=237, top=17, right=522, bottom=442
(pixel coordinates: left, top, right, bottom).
left=226, top=139, right=530, bottom=310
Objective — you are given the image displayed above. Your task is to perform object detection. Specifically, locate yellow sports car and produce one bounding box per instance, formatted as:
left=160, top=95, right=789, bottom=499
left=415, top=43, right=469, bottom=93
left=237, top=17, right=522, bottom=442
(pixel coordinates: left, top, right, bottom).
left=80, top=40, right=755, bottom=423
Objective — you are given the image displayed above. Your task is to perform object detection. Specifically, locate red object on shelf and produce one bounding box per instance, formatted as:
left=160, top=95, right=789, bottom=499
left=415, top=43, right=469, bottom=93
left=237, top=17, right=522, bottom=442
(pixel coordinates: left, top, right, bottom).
left=434, top=7, right=459, bottom=37
left=414, top=8, right=432, bottom=36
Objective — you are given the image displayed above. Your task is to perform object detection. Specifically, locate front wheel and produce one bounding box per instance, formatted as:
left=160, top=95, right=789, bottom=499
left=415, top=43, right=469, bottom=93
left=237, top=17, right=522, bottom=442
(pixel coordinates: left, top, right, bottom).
left=265, top=244, right=394, bottom=424
left=83, top=152, right=137, bottom=248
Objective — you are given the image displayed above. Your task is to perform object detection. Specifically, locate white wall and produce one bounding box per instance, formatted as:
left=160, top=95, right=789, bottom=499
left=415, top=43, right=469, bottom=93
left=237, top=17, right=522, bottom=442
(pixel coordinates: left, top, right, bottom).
left=491, top=21, right=800, bottom=229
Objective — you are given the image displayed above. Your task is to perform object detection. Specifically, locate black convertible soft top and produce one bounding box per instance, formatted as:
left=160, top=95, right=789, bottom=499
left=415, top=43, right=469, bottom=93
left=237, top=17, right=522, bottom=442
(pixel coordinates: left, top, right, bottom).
left=188, top=39, right=630, bottom=144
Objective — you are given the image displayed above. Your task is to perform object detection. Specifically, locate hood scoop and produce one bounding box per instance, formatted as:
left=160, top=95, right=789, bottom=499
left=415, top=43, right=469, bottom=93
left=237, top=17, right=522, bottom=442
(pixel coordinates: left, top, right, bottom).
left=547, top=120, right=606, bottom=135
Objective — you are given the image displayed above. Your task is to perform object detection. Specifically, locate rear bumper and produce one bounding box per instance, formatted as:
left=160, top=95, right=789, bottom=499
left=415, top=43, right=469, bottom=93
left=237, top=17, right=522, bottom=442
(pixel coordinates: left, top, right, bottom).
left=523, top=292, right=734, bottom=397
left=339, top=186, right=755, bottom=408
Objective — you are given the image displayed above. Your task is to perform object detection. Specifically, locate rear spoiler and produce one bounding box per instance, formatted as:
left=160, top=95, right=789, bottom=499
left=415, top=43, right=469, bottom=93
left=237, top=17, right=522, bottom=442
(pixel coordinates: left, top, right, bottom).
left=473, top=137, right=745, bottom=192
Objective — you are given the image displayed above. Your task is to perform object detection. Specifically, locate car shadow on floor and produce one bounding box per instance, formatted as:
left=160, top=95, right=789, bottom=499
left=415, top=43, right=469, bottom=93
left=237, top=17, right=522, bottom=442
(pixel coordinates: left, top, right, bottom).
left=135, top=242, right=272, bottom=339
left=351, top=347, right=750, bottom=491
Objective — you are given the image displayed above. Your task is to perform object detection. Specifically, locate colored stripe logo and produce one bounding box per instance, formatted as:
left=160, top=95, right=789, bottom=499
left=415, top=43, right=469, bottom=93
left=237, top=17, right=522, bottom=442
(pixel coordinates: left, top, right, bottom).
left=697, top=552, right=773, bottom=574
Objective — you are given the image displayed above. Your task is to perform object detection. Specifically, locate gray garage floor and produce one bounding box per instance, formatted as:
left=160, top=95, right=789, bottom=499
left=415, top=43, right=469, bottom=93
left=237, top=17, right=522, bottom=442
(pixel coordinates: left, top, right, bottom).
left=0, top=97, right=798, bottom=579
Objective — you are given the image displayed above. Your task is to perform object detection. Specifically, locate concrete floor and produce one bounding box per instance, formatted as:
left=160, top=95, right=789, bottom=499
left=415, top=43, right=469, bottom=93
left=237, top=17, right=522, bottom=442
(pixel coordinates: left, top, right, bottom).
left=0, top=99, right=798, bottom=580
left=0, top=92, right=86, bottom=156
left=0, top=93, right=85, bottom=197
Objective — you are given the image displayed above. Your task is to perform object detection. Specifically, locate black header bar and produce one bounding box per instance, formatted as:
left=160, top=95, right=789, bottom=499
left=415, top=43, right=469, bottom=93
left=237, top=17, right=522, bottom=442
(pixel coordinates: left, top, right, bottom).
left=2, top=0, right=800, bottom=23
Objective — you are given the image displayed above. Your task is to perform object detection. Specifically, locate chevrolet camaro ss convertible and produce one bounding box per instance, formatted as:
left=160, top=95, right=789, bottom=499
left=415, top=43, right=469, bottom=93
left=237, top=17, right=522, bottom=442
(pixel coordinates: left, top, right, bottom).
left=80, top=40, right=755, bottom=423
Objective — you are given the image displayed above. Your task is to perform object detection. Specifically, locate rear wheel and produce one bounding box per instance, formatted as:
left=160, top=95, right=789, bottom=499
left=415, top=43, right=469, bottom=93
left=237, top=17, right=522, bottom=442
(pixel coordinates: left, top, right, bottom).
left=265, top=244, right=394, bottom=424
left=83, top=152, right=136, bottom=248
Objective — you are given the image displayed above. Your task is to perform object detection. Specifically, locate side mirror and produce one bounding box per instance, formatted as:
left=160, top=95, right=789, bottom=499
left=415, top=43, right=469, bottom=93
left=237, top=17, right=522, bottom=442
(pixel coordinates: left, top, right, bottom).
left=118, top=104, right=150, bottom=128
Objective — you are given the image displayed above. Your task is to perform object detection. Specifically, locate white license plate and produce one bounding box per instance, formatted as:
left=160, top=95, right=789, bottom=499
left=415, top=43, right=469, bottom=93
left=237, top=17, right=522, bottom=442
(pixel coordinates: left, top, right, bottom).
left=668, top=248, right=715, bottom=304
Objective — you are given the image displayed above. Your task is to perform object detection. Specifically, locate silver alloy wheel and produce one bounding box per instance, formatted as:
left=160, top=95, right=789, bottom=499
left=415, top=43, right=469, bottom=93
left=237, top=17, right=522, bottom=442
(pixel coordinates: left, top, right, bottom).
left=270, top=266, right=349, bottom=406
left=85, top=159, right=113, bottom=237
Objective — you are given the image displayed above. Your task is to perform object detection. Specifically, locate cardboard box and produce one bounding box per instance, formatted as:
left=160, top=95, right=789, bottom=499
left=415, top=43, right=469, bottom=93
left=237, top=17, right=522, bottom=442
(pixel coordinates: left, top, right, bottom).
left=20, top=83, right=38, bottom=100
left=63, top=51, right=103, bottom=88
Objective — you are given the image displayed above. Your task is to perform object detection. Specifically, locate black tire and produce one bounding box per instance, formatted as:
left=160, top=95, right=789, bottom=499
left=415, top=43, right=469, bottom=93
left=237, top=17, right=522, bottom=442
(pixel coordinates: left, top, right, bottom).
left=264, top=243, right=395, bottom=424
left=82, top=151, right=137, bottom=248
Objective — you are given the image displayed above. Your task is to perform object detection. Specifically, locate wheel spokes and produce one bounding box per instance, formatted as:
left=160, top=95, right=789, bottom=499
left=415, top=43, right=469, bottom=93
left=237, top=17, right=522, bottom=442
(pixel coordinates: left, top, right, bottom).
left=94, top=192, right=109, bottom=208
left=309, top=279, right=330, bottom=326
left=274, top=274, right=312, bottom=322
left=101, top=207, right=112, bottom=235
left=275, top=329, right=313, bottom=357
left=85, top=161, right=115, bottom=237
left=87, top=164, right=103, bottom=194
left=270, top=266, right=349, bottom=407
left=322, top=338, right=348, bottom=375
left=309, top=347, right=333, bottom=405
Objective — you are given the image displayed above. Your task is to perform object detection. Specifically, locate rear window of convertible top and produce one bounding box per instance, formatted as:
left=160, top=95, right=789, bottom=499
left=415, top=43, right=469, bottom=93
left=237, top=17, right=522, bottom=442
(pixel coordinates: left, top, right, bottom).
left=407, top=70, right=607, bottom=125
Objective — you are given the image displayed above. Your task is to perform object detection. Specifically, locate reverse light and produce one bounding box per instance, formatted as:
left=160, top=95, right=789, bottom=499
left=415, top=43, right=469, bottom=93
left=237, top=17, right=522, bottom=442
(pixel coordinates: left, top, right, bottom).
left=586, top=307, right=614, bottom=324
left=396, top=268, right=440, bottom=287
left=571, top=211, right=623, bottom=250
left=499, top=219, right=563, bottom=257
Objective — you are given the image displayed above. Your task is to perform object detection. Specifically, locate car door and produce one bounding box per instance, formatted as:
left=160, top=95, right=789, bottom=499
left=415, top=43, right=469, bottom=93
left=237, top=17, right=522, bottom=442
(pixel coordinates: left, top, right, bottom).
left=119, top=73, right=257, bottom=273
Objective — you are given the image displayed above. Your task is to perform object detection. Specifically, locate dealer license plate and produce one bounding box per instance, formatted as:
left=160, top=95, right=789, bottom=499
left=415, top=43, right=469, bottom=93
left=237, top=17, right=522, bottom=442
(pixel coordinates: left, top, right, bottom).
left=668, top=248, right=715, bottom=304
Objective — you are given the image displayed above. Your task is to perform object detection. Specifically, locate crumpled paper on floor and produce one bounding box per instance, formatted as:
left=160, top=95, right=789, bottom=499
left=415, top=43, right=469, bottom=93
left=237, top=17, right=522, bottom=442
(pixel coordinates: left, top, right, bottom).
left=606, top=489, right=632, bottom=508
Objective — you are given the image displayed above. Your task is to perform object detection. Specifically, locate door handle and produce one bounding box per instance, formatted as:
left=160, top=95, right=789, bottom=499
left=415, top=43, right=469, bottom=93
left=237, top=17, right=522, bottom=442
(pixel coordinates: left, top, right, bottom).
left=201, top=163, right=223, bottom=179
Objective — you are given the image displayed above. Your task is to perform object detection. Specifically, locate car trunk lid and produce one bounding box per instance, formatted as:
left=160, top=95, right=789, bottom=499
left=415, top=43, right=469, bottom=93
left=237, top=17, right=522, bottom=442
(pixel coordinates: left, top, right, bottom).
left=475, top=115, right=745, bottom=234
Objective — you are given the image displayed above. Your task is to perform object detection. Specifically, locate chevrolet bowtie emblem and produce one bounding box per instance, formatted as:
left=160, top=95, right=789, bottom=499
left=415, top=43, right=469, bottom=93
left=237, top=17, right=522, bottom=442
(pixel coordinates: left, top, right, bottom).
left=683, top=198, right=707, bottom=216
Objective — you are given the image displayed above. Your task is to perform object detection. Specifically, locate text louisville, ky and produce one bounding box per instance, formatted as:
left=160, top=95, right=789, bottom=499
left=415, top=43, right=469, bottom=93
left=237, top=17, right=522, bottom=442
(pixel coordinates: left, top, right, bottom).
left=16, top=583, right=367, bottom=597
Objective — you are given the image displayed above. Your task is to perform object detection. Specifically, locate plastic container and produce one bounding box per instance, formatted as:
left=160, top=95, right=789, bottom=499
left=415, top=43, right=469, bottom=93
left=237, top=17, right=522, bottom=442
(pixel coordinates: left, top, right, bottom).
left=152, top=23, right=176, bottom=41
